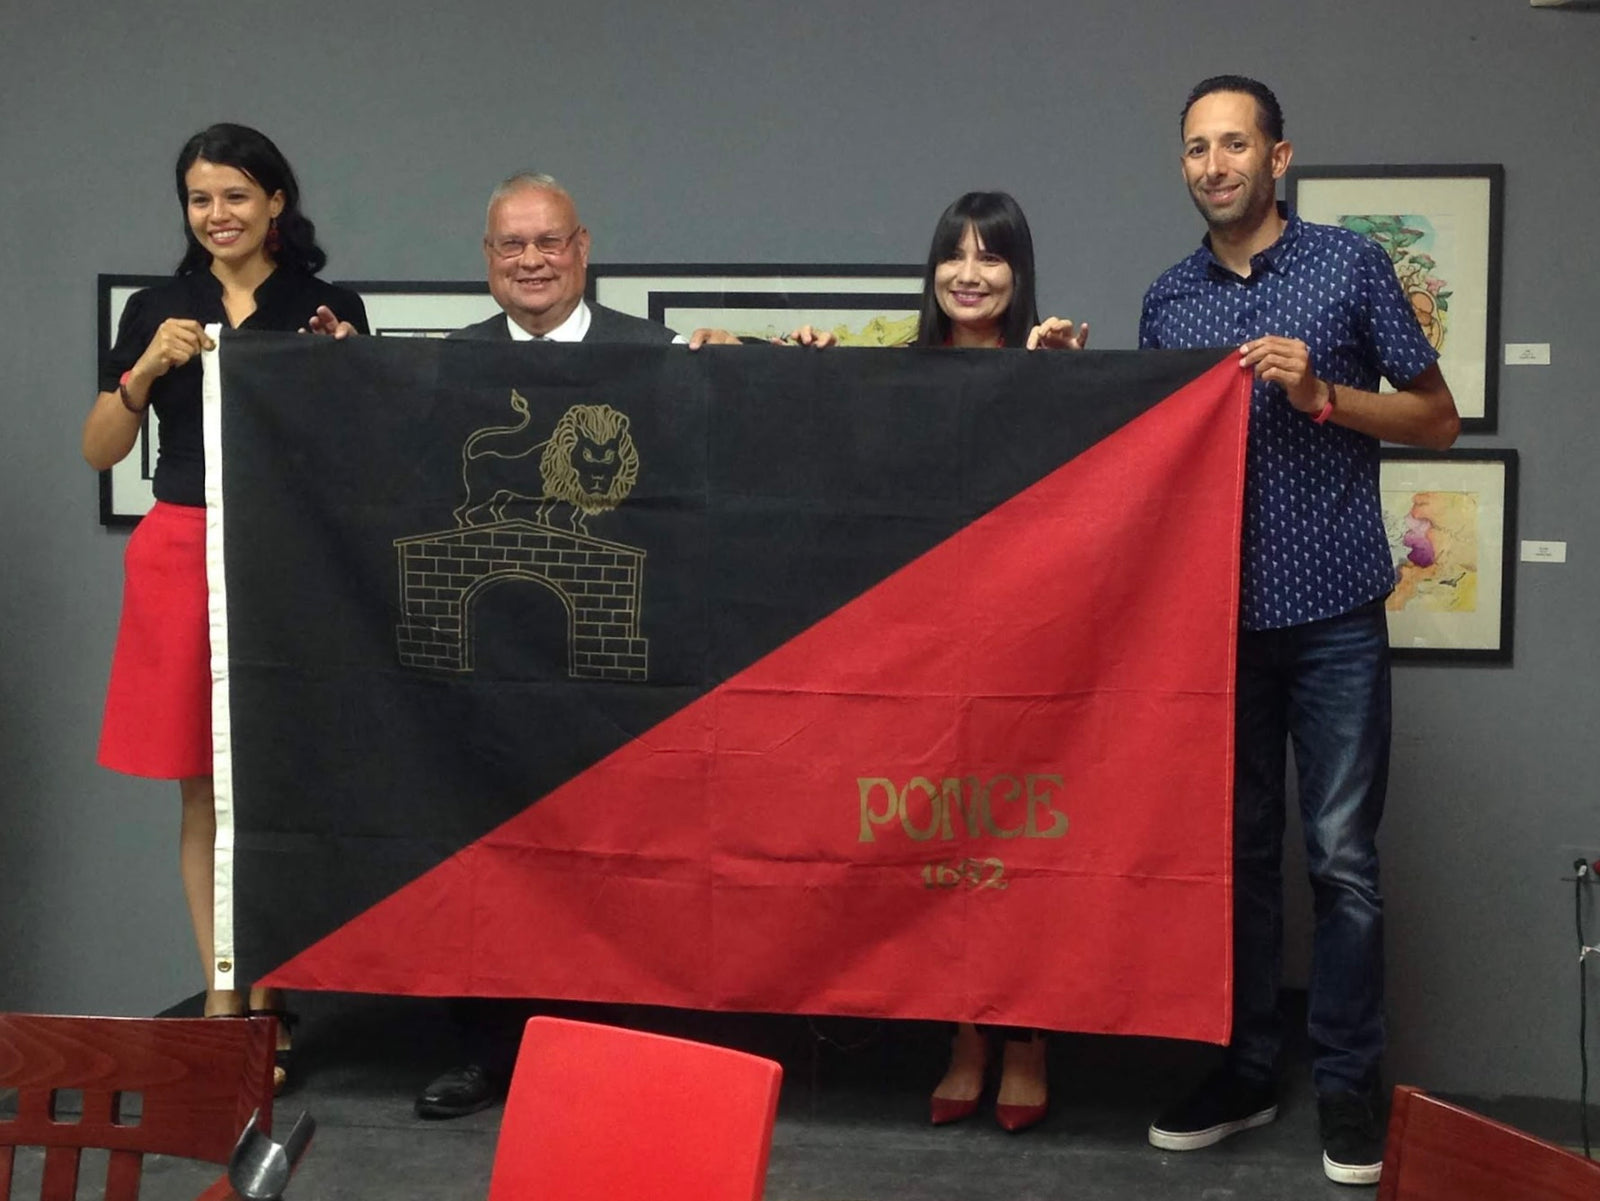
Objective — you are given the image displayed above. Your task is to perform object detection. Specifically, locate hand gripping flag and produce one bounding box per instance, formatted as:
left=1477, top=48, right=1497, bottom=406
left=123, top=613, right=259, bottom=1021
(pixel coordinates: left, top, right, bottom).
left=202, top=335, right=1248, bottom=1042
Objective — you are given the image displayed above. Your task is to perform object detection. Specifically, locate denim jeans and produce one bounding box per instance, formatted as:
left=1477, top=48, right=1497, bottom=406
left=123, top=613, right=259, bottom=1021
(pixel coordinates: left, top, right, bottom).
left=1227, top=600, right=1390, bottom=1097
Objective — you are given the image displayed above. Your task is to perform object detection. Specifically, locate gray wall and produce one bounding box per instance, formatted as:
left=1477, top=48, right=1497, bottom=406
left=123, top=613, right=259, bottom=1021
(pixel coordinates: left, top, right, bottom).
left=3, top=0, right=1596, bottom=1103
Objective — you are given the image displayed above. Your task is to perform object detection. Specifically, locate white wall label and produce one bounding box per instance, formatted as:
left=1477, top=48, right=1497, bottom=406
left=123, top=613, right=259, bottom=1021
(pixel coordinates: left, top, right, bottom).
left=1520, top=540, right=1567, bottom=563
left=1504, top=343, right=1551, bottom=365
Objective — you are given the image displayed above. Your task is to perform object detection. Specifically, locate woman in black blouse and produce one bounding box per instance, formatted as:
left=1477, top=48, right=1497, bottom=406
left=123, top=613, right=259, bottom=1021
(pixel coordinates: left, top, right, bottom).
left=84, top=123, right=367, bottom=1089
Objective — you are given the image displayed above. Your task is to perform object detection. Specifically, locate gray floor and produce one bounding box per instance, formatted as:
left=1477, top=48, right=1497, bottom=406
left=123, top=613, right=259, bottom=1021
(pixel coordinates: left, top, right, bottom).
left=4, top=993, right=1593, bottom=1200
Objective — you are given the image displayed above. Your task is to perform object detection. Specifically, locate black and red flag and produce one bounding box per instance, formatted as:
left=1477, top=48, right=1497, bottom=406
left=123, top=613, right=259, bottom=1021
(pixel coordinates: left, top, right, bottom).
left=202, top=336, right=1247, bottom=1043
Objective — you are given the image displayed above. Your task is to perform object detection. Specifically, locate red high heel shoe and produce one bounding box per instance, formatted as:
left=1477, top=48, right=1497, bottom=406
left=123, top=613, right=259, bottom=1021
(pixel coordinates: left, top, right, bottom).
left=930, top=1023, right=988, bottom=1126
left=930, top=1094, right=981, bottom=1125
left=994, top=1100, right=1048, bottom=1132
left=994, top=1033, right=1047, bottom=1132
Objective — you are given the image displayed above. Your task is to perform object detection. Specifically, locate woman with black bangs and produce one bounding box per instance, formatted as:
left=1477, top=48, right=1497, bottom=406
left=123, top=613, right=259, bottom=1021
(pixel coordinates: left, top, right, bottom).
left=84, top=122, right=368, bottom=1092
left=914, top=189, right=1084, bottom=352
left=792, top=192, right=1088, bottom=1131
left=789, top=190, right=1086, bottom=353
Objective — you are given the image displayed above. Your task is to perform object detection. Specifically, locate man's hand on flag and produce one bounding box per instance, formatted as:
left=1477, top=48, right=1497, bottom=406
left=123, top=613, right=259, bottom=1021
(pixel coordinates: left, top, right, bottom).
left=1239, top=336, right=1327, bottom=414
left=772, top=324, right=837, bottom=347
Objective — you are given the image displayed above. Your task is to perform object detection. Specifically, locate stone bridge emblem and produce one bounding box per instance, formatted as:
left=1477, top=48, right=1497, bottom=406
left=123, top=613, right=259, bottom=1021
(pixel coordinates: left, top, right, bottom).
left=393, top=394, right=649, bottom=680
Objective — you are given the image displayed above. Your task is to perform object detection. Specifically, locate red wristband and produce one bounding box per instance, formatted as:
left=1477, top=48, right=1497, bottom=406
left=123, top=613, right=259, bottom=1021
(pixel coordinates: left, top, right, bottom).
left=118, top=370, right=146, bottom=414
left=1311, top=383, right=1336, bottom=424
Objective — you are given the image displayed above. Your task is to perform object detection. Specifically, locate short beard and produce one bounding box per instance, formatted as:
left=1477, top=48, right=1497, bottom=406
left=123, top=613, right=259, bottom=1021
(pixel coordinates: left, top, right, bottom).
left=1191, top=178, right=1276, bottom=236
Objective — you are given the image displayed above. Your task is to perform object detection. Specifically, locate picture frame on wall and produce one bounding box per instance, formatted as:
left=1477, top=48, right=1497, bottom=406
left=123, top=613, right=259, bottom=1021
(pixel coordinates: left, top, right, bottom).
left=347, top=280, right=494, bottom=338
left=1380, top=447, right=1517, bottom=663
left=1287, top=164, right=1505, bottom=433
left=97, top=274, right=168, bottom=527
left=96, top=277, right=492, bottom=526
left=588, top=263, right=924, bottom=346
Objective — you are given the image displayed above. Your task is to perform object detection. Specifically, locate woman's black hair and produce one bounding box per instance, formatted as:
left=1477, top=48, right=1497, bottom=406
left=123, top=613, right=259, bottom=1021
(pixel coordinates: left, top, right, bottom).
left=914, top=191, right=1040, bottom=348
left=172, top=123, right=327, bottom=276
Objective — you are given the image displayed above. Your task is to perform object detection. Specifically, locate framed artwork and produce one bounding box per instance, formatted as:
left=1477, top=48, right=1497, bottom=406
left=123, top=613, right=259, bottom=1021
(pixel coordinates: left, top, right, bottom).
left=588, top=264, right=924, bottom=346
left=1287, top=165, right=1504, bottom=433
left=96, top=277, right=491, bottom=526
left=1380, top=448, right=1517, bottom=662
left=345, top=280, right=493, bottom=338
left=97, top=274, right=167, bottom=526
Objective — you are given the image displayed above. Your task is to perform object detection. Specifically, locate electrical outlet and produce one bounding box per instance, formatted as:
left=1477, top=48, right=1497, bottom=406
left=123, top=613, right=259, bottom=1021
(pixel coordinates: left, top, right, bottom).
left=1559, top=844, right=1600, bottom=883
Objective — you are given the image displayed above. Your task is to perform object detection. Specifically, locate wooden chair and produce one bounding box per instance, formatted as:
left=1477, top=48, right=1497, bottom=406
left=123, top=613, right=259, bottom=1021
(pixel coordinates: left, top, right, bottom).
left=487, top=1016, right=783, bottom=1201
left=0, top=1014, right=276, bottom=1201
left=1377, top=1083, right=1600, bottom=1200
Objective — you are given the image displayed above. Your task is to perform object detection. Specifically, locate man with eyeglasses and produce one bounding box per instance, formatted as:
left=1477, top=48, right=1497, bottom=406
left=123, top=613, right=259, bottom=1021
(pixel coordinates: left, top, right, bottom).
left=406, top=172, right=737, bottom=1121
left=457, top=171, right=734, bottom=346
left=309, top=172, right=736, bottom=347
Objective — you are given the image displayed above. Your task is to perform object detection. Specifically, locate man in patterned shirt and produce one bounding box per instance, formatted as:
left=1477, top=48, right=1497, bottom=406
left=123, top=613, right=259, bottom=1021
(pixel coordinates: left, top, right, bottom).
left=1140, top=75, right=1459, bottom=1186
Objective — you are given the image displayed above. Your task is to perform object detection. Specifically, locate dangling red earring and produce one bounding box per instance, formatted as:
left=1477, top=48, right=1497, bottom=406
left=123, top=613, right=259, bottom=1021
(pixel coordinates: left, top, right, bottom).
left=266, top=217, right=282, bottom=255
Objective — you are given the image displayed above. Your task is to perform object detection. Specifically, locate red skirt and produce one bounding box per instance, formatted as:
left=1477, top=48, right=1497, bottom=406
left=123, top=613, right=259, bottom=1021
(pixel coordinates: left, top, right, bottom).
left=98, top=501, right=213, bottom=779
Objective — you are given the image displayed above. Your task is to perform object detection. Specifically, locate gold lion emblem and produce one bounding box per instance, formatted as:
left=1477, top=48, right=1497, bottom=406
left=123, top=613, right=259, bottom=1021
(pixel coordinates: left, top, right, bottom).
left=455, top=393, right=640, bottom=534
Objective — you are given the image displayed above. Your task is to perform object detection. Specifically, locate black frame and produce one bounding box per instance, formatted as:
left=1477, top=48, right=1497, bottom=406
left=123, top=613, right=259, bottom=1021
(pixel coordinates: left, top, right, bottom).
left=588, top=262, right=924, bottom=331
left=1287, top=164, right=1505, bottom=433
left=1380, top=447, right=1517, bottom=664
left=97, top=274, right=168, bottom=527
left=645, top=290, right=921, bottom=342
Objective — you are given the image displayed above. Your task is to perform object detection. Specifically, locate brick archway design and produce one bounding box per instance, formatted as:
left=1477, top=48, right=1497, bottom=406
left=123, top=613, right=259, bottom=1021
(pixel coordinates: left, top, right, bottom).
left=394, top=519, right=648, bottom=680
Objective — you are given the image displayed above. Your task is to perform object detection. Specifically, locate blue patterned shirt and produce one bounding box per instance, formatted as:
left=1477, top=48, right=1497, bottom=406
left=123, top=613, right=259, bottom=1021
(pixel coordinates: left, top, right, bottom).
left=1139, top=206, right=1439, bottom=631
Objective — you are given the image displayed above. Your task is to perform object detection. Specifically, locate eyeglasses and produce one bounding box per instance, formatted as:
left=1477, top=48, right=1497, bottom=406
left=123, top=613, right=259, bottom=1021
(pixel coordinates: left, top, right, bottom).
left=485, top=228, right=584, bottom=260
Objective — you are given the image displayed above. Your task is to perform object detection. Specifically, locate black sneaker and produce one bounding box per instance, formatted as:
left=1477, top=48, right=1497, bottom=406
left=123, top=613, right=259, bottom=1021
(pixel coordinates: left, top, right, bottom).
left=1319, top=1091, right=1384, bottom=1185
left=1148, top=1067, right=1279, bottom=1151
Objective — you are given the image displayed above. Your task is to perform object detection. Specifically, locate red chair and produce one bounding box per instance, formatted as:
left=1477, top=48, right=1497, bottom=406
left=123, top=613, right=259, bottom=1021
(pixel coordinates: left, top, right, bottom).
left=1377, top=1083, right=1600, bottom=1200
left=487, top=1017, right=783, bottom=1201
left=0, top=1013, right=277, bottom=1201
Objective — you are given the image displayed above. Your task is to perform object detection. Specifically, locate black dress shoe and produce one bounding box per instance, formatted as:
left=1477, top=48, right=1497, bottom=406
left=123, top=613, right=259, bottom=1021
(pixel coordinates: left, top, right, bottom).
left=414, top=1063, right=502, bottom=1119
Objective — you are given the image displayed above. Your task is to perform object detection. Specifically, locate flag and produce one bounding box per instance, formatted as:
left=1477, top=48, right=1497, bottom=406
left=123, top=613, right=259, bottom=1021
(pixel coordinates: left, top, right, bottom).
left=203, top=334, right=1247, bottom=1042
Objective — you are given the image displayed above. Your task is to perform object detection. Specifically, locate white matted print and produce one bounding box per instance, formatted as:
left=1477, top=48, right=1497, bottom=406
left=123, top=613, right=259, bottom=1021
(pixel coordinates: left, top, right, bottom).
left=352, top=283, right=493, bottom=338
left=1289, top=166, right=1503, bottom=431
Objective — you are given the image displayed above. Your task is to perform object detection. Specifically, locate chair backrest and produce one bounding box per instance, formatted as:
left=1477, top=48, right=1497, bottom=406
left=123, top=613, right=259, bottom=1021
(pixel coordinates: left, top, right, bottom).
left=0, top=1014, right=277, bottom=1201
left=1377, top=1084, right=1600, bottom=1201
left=487, top=1016, right=783, bottom=1201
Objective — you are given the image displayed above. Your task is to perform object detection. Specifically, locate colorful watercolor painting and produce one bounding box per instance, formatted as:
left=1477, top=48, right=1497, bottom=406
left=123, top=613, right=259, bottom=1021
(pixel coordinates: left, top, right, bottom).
left=1340, top=214, right=1451, bottom=351
left=1377, top=450, right=1516, bottom=661
left=1384, top=488, right=1478, bottom=614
